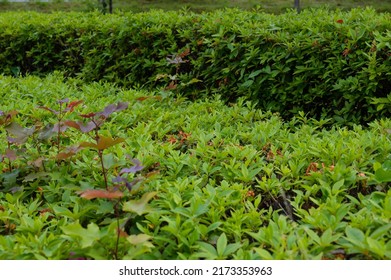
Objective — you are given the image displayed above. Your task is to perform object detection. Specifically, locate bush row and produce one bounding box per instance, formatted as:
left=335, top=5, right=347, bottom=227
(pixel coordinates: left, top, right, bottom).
left=0, top=8, right=390, bottom=123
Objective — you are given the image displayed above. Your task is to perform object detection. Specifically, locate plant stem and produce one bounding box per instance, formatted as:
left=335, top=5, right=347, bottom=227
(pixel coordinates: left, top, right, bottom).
left=6, top=139, right=12, bottom=172
left=92, top=122, right=109, bottom=190
left=114, top=200, right=120, bottom=260
left=98, top=149, right=109, bottom=190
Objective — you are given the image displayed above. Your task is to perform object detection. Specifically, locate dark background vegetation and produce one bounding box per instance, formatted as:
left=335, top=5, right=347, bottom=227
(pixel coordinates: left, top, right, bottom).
left=1, top=0, right=390, bottom=14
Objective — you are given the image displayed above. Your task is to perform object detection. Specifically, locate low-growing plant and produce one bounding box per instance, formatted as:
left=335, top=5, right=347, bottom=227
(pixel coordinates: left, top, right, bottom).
left=1, top=95, right=157, bottom=259
left=1, top=75, right=391, bottom=260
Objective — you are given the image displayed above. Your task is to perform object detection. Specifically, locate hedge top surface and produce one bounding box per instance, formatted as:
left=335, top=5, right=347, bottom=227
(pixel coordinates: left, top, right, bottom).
left=0, top=8, right=390, bottom=124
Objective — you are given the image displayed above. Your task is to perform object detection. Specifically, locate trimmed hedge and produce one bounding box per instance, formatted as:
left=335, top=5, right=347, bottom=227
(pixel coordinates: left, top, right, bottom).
left=0, top=8, right=390, bottom=124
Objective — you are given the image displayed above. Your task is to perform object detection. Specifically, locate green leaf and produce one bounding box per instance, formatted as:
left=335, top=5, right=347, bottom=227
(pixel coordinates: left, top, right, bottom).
left=127, top=234, right=152, bottom=245
left=103, top=153, right=116, bottom=170
left=207, top=222, right=222, bottom=233
left=123, top=192, right=157, bottom=215
left=254, top=248, right=274, bottom=260
left=197, top=242, right=217, bottom=259
left=370, top=224, right=391, bottom=239
left=332, top=179, right=345, bottom=193
left=374, top=168, right=391, bottom=183
left=382, top=159, right=391, bottom=170
left=61, top=222, right=101, bottom=248
left=345, top=227, right=365, bottom=246
left=366, top=237, right=385, bottom=257
left=224, top=242, right=242, bottom=256
left=216, top=233, right=227, bottom=257
left=248, top=69, right=263, bottom=79
left=240, top=79, right=254, bottom=88
left=303, top=227, right=321, bottom=245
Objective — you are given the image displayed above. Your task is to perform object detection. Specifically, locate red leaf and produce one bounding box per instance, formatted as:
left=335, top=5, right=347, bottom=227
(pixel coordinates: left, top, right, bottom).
left=65, top=100, right=83, bottom=113
left=38, top=106, right=59, bottom=115
left=136, top=96, right=149, bottom=101
left=0, top=110, right=18, bottom=125
left=64, top=120, right=96, bottom=133
left=117, top=228, right=129, bottom=238
left=96, top=136, right=125, bottom=150
left=78, top=189, right=124, bottom=200
left=56, top=151, right=76, bottom=160
left=165, top=81, right=177, bottom=90
left=336, top=19, right=344, bottom=24
left=79, top=112, right=96, bottom=118
left=79, top=136, right=124, bottom=151
left=56, top=145, right=82, bottom=160
left=136, top=96, right=162, bottom=102
left=179, top=48, right=190, bottom=58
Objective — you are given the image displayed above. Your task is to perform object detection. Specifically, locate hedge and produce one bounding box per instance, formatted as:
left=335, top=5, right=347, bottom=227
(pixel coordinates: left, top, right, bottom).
left=0, top=8, right=390, bottom=124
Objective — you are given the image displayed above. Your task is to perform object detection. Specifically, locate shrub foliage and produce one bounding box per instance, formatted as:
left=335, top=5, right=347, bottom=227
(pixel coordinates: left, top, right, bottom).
left=0, top=8, right=390, bottom=123
left=0, top=74, right=391, bottom=259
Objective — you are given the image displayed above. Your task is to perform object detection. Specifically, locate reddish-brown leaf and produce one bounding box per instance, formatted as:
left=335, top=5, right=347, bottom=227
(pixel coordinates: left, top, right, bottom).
left=38, top=106, right=59, bottom=115
left=56, top=151, right=76, bottom=160
left=342, top=48, right=351, bottom=56
left=179, top=48, right=190, bottom=58
left=136, top=96, right=163, bottom=102
left=64, top=120, right=96, bottom=133
left=165, top=81, right=177, bottom=90
left=66, top=100, right=83, bottom=112
left=78, top=189, right=124, bottom=200
left=306, top=162, right=319, bottom=176
left=96, top=136, right=125, bottom=150
left=79, top=112, right=96, bottom=118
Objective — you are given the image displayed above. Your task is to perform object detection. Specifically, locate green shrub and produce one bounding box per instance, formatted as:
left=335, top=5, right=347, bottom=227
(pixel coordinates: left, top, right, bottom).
left=0, top=8, right=390, bottom=124
left=1, top=74, right=391, bottom=259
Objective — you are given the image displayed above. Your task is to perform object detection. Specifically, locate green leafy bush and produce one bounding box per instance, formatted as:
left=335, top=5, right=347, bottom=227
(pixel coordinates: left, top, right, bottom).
left=1, top=74, right=390, bottom=259
left=0, top=8, right=390, bottom=124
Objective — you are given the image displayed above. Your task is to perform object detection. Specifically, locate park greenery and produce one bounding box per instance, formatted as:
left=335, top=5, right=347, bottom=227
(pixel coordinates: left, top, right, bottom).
left=0, top=6, right=390, bottom=260
left=1, top=0, right=391, bottom=14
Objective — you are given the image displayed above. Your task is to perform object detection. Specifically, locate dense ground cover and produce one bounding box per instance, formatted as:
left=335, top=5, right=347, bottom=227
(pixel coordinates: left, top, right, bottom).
left=1, top=73, right=390, bottom=259
left=1, top=9, right=390, bottom=125
left=1, top=0, right=390, bottom=14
